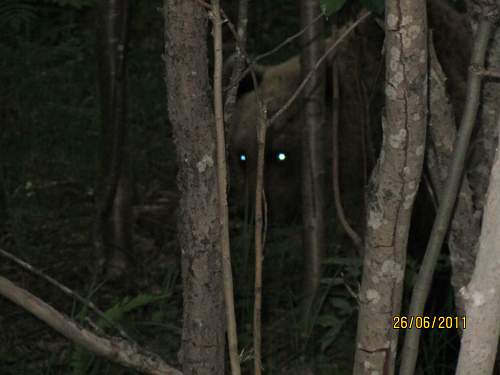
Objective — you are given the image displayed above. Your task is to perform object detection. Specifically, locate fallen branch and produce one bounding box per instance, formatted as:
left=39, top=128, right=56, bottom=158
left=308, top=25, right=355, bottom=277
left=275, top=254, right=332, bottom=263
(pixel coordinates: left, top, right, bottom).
left=0, top=275, right=181, bottom=375
left=0, top=247, right=132, bottom=342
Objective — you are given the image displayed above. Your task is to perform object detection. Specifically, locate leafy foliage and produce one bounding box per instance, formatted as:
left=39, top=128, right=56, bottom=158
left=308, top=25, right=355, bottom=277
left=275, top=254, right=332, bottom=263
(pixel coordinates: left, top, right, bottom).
left=320, top=0, right=347, bottom=15
left=0, top=0, right=37, bottom=32
left=70, top=293, right=167, bottom=375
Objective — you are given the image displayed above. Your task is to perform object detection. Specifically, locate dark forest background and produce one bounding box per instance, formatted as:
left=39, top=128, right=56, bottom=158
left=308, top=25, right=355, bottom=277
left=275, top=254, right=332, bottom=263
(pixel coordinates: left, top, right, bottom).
left=0, top=0, right=469, bottom=374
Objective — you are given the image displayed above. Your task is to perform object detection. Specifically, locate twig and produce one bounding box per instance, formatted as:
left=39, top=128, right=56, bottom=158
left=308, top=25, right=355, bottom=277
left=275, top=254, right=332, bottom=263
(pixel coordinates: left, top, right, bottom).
left=0, top=247, right=133, bottom=343
left=330, top=29, right=363, bottom=251
left=223, top=0, right=249, bottom=128
left=269, top=10, right=372, bottom=125
left=480, top=67, right=500, bottom=79
left=0, top=275, right=181, bottom=375
left=399, top=14, right=496, bottom=375
left=209, top=2, right=242, bottom=375
left=223, top=9, right=324, bottom=95
left=340, top=272, right=360, bottom=303
left=218, top=10, right=269, bottom=375
left=254, top=12, right=324, bottom=63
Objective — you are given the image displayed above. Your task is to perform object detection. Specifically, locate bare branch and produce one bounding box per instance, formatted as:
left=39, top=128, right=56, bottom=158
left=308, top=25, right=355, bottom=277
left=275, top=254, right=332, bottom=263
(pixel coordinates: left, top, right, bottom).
left=0, top=275, right=181, bottom=375
left=217, top=10, right=269, bottom=375
left=0, top=247, right=133, bottom=342
left=254, top=12, right=324, bottom=63
left=400, top=14, right=495, bottom=375
left=210, top=1, right=242, bottom=375
left=330, top=41, right=363, bottom=250
left=269, top=10, right=372, bottom=125
left=223, top=0, right=249, bottom=126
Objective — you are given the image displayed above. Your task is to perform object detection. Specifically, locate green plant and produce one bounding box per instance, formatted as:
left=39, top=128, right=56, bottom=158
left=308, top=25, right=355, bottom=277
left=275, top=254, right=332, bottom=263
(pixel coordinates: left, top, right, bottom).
left=0, top=0, right=37, bottom=32
left=70, top=293, right=167, bottom=375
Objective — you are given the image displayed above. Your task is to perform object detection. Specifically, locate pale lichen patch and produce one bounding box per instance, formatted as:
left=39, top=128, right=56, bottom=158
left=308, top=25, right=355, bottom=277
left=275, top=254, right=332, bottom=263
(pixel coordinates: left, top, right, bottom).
left=401, top=15, right=413, bottom=27
left=393, top=71, right=404, bottom=85
left=389, top=129, right=407, bottom=149
left=197, top=155, right=214, bottom=173
left=416, top=144, right=425, bottom=156
left=389, top=47, right=401, bottom=72
left=366, top=289, right=381, bottom=304
left=387, top=13, right=398, bottom=29
left=368, top=208, right=384, bottom=229
left=403, top=190, right=417, bottom=209
left=385, top=85, right=398, bottom=100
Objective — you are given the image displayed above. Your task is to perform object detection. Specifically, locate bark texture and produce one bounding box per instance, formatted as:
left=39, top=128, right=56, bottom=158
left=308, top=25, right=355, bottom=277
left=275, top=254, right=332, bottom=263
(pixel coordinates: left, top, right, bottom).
left=455, top=121, right=500, bottom=375
left=427, top=41, right=480, bottom=318
left=353, top=1, right=427, bottom=374
left=467, top=1, right=500, bottom=212
left=164, top=1, right=225, bottom=374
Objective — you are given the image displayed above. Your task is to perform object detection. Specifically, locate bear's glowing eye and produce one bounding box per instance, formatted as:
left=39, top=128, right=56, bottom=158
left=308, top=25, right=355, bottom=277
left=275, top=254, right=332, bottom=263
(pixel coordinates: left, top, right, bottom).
left=276, top=152, right=286, bottom=161
left=239, top=153, right=247, bottom=162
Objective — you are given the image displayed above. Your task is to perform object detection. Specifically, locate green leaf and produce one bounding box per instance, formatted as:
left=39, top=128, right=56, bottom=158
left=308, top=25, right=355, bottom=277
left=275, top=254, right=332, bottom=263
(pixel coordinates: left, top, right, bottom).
left=320, top=0, right=347, bottom=16
left=361, top=0, right=384, bottom=15
left=316, top=315, right=339, bottom=328
left=70, top=293, right=167, bottom=375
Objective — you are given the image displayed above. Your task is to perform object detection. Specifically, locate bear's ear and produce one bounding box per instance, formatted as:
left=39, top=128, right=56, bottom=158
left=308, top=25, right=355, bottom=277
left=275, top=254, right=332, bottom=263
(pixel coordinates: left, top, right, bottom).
left=223, top=52, right=265, bottom=97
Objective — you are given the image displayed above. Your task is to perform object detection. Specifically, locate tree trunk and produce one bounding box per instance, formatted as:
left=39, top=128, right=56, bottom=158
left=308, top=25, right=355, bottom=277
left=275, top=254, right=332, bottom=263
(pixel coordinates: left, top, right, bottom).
left=163, top=1, right=225, bottom=375
left=353, top=1, right=428, bottom=374
left=455, top=117, right=500, bottom=375
left=95, top=0, right=133, bottom=280
left=299, top=0, right=326, bottom=321
left=426, top=39, right=480, bottom=319
left=466, top=2, right=500, bottom=213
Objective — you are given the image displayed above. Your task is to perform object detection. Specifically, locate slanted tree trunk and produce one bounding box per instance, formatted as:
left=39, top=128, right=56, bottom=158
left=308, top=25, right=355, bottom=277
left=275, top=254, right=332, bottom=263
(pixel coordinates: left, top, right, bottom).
left=353, top=1, right=428, bottom=374
left=95, top=0, right=133, bottom=279
left=426, top=39, right=480, bottom=319
left=299, top=0, right=326, bottom=321
left=163, top=1, right=225, bottom=374
left=455, top=118, right=500, bottom=375
left=467, top=0, right=500, bottom=212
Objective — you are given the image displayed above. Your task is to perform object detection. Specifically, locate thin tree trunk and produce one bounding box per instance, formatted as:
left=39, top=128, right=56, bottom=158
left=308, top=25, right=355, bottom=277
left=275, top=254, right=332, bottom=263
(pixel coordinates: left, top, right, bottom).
left=467, top=1, right=500, bottom=213
left=211, top=2, right=242, bottom=375
left=299, top=0, right=326, bottom=322
left=455, top=115, right=500, bottom=375
left=426, top=39, right=480, bottom=319
left=400, top=15, right=494, bottom=375
left=164, top=1, right=225, bottom=374
left=353, top=1, right=428, bottom=374
left=95, top=0, right=133, bottom=279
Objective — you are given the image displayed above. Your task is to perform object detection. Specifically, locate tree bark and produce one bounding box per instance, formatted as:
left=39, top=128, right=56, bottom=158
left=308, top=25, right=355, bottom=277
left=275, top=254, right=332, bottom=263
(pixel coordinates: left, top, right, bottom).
left=353, top=1, right=427, bottom=374
left=426, top=39, right=480, bottom=318
left=466, top=1, right=500, bottom=212
left=400, top=15, right=494, bottom=375
left=163, top=1, right=225, bottom=375
left=299, top=0, right=326, bottom=321
left=455, top=116, right=500, bottom=375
